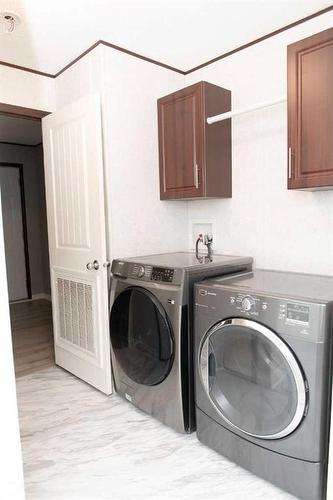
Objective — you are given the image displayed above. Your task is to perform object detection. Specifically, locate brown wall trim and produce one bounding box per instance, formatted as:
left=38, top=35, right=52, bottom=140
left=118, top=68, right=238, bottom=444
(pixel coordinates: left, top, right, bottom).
left=184, top=4, right=333, bottom=74
left=0, top=59, right=54, bottom=78
left=54, top=40, right=185, bottom=77
left=54, top=41, right=101, bottom=77
left=0, top=141, right=42, bottom=148
left=0, top=103, right=50, bottom=120
left=0, top=4, right=332, bottom=79
left=99, top=41, right=185, bottom=75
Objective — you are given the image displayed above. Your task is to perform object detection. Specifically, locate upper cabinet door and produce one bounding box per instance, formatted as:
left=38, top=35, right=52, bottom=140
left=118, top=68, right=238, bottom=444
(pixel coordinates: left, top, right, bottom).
left=288, top=28, right=333, bottom=190
left=158, top=81, right=232, bottom=200
left=158, top=83, right=203, bottom=199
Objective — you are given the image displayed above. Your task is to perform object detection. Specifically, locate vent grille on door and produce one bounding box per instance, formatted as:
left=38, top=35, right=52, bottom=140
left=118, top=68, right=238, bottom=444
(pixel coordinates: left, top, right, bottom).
left=57, top=278, right=95, bottom=353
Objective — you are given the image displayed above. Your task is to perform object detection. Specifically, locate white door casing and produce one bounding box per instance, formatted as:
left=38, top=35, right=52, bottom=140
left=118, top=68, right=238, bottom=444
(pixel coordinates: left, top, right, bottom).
left=42, top=94, right=112, bottom=394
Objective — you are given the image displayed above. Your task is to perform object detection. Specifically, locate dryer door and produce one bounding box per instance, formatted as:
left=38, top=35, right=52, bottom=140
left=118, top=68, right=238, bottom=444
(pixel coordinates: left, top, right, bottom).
left=110, top=287, right=174, bottom=386
left=199, top=318, right=307, bottom=439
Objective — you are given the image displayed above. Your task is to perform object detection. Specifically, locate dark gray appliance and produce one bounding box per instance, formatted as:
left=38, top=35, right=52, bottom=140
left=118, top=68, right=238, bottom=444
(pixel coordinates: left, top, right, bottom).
left=194, top=269, right=333, bottom=500
left=109, top=252, right=253, bottom=433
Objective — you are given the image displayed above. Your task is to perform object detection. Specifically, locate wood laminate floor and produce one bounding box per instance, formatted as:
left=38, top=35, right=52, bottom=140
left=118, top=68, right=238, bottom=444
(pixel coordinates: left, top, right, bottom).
left=10, top=299, right=54, bottom=377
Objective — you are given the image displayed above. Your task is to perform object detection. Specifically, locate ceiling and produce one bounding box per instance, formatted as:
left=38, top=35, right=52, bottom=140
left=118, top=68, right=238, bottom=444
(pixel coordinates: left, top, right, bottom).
left=0, top=0, right=332, bottom=74
left=0, top=115, right=42, bottom=145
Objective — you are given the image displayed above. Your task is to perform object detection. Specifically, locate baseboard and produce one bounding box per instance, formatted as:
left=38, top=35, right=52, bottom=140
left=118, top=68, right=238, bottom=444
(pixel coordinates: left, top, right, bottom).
left=32, top=293, right=52, bottom=302
left=11, top=293, right=52, bottom=304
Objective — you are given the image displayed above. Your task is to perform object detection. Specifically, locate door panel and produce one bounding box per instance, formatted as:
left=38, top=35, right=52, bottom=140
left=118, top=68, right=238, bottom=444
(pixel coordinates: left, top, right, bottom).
left=0, top=166, right=28, bottom=301
left=158, top=84, right=203, bottom=199
left=42, top=94, right=111, bottom=394
left=288, top=28, right=333, bottom=189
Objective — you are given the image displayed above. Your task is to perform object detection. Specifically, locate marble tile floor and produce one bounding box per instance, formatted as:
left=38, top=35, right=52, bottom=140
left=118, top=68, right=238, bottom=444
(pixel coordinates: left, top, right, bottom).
left=16, top=366, right=296, bottom=500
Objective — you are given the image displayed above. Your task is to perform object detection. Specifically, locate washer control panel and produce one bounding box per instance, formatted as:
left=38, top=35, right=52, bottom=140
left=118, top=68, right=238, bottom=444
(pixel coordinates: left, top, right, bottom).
left=132, top=264, right=145, bottom=278
left=112, top=260, right=183, bottom=285
left=151, top=267, right=174, bottom=283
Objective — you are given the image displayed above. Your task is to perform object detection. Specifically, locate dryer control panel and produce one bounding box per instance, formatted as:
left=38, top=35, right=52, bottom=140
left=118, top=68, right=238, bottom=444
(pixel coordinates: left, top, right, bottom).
left=195, top=285, right=328, bottom=342
left=228, top=293, right=311, bottom=325
left=229, top=293, right=262, bottom=317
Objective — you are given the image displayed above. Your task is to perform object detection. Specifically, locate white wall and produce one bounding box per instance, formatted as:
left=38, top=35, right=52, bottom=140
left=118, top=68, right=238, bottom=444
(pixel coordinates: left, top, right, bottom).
left=20, top=8, right=333, bottom=273
left=100, top=47, right=187, bottom=258
left=55, top=46, right=188, bottom=260
left=0, top=65, right=55, bottom=112
left=185, top=11, right=333, bottom=275
left=0, top=144, right=50, bottom=296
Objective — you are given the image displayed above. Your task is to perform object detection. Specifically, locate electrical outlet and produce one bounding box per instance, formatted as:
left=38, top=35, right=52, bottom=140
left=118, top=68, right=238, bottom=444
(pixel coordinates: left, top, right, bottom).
left=189, top=219, right=216, bottom=251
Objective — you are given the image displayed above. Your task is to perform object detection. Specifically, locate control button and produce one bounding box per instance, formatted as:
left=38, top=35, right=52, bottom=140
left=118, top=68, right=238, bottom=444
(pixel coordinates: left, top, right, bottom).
left=262, top=304, right=267, bottom=310
left=242, top=296, right=255, bottom=311
left=137, top=265, right=145, bottom=278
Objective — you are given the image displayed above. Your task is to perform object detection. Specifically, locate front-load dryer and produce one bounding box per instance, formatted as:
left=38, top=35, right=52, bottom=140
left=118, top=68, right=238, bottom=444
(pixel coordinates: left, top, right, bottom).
left=194, top=269, right=333, bottom=500
left=109, top=252, right=252, bottom=433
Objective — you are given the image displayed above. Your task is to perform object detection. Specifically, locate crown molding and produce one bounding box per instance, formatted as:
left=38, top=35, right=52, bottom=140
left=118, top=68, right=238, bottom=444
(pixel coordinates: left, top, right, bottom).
left=184, top=4, right=333, bottom=74
left=0, top=4, right=332, bottom=79
left=0, top=141, right=42, bottom=148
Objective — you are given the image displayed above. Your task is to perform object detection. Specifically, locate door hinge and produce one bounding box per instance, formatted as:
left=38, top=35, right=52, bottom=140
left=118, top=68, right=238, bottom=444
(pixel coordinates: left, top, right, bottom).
left=288, top=147, right=293, bottom=179
left=194, top=163, right=200, bottom=189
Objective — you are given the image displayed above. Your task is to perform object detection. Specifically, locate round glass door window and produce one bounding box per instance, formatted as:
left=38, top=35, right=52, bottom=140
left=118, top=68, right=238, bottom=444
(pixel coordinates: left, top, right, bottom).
left=199, top=318, right=307, bottom=439
left=110, top=287, right=174, bottom=386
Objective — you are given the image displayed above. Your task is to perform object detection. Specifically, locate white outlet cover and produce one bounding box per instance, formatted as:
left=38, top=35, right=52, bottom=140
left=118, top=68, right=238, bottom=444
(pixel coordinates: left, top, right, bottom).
left=189, top=219, right=217, bottom=251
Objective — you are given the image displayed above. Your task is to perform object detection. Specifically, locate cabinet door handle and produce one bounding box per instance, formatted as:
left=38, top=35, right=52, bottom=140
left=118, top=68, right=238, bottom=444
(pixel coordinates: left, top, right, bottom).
left=194, top=163, right=199, bottom=189
left=288, top=147, right=293, bottom=179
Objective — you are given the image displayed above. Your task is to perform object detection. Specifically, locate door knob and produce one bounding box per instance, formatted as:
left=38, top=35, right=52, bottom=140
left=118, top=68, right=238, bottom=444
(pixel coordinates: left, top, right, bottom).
left=86, top=260, right=99, bottom=271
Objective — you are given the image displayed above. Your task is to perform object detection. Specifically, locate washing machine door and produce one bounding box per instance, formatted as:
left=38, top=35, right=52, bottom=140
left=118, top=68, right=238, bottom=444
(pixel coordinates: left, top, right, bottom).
left=199, top=318, right=307, bottom=440
left=110, top=287, right=174, bottom=386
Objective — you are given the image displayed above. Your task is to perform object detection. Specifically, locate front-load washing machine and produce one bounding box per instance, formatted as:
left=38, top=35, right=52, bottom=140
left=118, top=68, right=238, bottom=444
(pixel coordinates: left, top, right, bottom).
left=194, top=269, right=333, bottom=500
left=109, top=252, right=252, bottom=433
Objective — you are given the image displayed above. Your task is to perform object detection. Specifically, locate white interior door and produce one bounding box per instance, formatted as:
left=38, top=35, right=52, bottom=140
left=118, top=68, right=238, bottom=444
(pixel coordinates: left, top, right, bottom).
left=42, top=94, right=112, bottom=394
left=0, top=166, right=29, bottom=301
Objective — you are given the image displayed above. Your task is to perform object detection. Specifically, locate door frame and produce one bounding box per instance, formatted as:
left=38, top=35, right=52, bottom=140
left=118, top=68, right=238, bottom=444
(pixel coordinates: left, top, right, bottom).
left=0, top=102, right=50, bottom=120
left=0, top=162, right=32, bottom=300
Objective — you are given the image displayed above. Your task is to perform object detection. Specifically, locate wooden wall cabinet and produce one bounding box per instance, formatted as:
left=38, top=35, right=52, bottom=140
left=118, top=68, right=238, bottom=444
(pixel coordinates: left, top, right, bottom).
left=158, top=81, right=231, bottom=200
left=288, top=28, right=333, bottom=190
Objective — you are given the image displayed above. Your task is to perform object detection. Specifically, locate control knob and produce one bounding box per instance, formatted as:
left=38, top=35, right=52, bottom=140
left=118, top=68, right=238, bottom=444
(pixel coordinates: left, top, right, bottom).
left=137, top=265, right=145, bottom=278
left=242, top=296, right=255, bottom=311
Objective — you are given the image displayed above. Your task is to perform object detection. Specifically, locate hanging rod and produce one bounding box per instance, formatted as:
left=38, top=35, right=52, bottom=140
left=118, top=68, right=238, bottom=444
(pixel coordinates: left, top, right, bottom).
left=207, top=96, right=287, bottom=124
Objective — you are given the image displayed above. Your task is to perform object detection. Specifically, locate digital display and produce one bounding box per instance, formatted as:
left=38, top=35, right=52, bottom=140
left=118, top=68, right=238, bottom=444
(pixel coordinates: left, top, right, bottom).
left=151, top=267, right=174, bottom=282
left=286, top=303, right=309, bottom=324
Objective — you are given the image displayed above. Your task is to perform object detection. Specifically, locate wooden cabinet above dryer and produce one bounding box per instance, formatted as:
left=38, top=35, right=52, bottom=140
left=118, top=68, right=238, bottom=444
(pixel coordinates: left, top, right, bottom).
left=288, top=28, right=333, bottom=190
left=158, top=81, right=232, bottom=200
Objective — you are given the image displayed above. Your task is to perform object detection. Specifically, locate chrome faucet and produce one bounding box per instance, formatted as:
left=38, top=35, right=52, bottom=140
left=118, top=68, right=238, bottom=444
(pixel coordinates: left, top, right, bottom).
left=204, top=234, right=213, bottom=257
left=195, top=233, right=213, bottom=261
